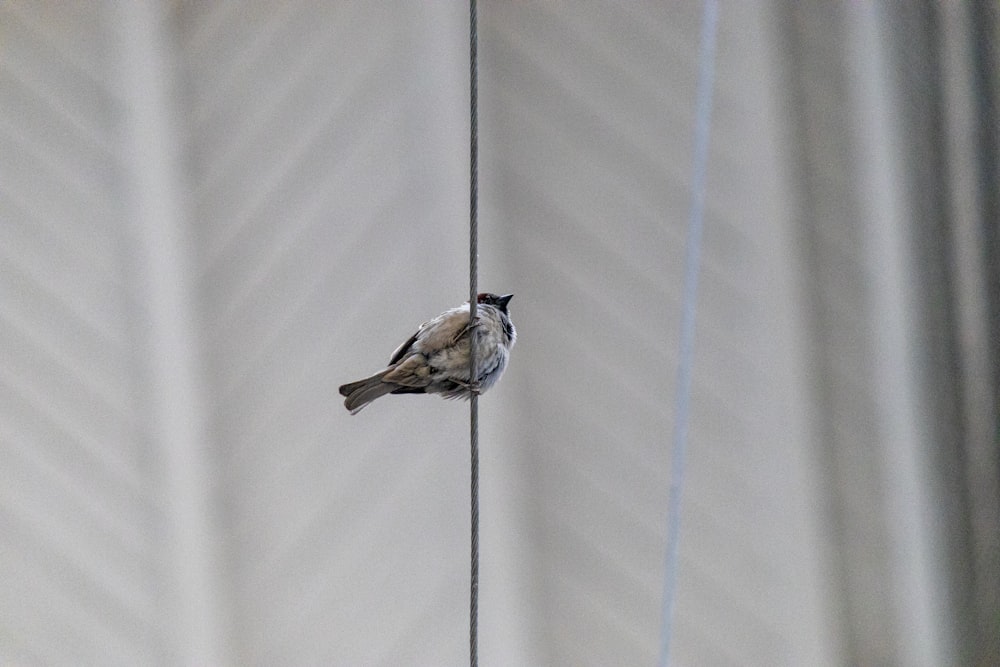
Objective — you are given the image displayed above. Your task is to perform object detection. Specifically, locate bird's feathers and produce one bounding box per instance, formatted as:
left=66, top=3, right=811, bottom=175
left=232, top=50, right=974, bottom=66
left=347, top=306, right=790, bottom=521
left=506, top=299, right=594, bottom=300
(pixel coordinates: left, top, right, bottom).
left=339, top=370, right=395, bottom=415
left=340, top=294, right=515, bottom=413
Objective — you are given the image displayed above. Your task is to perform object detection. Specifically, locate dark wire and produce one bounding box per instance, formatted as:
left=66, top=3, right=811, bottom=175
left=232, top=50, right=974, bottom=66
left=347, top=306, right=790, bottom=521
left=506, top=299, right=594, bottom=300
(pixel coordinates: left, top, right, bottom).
left=468, top=0, right=480, bottom=666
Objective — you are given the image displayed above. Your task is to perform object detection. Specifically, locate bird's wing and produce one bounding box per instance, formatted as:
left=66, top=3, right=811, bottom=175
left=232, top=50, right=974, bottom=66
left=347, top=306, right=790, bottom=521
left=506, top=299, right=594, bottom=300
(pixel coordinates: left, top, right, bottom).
left=388, top=330, right=420, bottom=365
left=416, top=304, right=474, bottom=352
left=383, top=354, right=434, bottom=387
left=388, top=304, right=473, bottom=366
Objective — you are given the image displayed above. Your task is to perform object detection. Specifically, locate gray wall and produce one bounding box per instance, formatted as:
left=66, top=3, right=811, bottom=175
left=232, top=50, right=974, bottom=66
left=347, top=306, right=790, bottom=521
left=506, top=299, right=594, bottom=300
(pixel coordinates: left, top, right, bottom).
left=0, top=1, right=996, bottom=665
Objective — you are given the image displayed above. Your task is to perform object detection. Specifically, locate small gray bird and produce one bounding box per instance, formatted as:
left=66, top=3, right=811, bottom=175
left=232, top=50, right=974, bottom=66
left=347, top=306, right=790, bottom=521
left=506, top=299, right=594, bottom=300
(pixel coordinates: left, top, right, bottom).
left=339, top=293, right=516, bottom=414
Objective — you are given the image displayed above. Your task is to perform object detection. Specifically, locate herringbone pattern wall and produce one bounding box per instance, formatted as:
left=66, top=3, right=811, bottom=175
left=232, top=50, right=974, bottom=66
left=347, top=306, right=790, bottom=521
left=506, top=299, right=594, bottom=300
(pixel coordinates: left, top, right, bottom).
left=5, top=1, right=985, bottom=665
left=182, top=2, right=481, bottom=663
left=0, top=1, right=833, bottom=664
left=480, top=3, right=831, bottom=664
left=0, top=3, right=162, bottom=664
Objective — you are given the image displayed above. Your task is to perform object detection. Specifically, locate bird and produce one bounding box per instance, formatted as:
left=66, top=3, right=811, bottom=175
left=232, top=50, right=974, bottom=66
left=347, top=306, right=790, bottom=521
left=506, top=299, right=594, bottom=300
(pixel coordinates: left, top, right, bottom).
left=339, top=293, right=516, bottom=414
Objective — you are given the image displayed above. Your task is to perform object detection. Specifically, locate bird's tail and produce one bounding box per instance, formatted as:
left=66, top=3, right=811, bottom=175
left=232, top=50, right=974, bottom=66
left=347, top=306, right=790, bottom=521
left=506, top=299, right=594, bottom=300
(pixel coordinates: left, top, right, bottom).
left=339, top=370, right=394, bottom=414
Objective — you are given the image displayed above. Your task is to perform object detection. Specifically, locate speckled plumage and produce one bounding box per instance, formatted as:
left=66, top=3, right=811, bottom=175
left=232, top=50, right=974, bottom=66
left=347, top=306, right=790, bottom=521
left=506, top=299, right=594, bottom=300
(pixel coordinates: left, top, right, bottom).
left=339, top=293, right=516, bottom=414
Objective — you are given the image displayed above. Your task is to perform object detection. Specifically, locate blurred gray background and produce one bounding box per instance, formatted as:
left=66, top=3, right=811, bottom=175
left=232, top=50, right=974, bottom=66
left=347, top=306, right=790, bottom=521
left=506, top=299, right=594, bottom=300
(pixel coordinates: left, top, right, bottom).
left=1, top=1, right=998, bottom=665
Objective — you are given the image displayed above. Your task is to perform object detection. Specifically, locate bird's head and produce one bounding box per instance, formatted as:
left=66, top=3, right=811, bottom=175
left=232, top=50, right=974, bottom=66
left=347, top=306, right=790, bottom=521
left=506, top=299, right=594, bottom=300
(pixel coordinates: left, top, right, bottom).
left=477, top=293, right=514, bottom=312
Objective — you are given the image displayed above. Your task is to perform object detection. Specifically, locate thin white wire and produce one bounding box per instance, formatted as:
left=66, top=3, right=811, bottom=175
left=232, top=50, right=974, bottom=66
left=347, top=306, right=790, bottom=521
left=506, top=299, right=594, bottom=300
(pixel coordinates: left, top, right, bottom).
left=659, top=1, right=720, bottom=665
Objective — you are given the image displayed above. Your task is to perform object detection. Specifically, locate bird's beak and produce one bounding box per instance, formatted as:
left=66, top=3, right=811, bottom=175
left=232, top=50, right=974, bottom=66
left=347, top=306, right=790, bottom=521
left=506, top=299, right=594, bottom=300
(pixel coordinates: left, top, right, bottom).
left=498, top=294, right=514, bottom=309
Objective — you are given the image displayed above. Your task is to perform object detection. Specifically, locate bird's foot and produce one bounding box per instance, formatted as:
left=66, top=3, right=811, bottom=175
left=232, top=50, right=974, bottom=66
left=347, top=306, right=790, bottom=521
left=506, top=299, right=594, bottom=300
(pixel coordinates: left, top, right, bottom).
left=456, top=378, right=483, bottom=395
